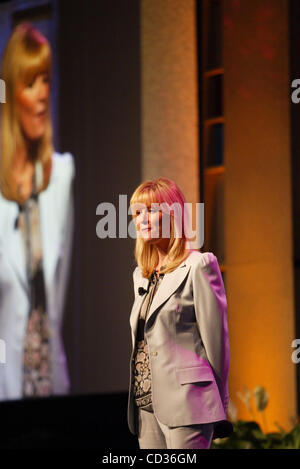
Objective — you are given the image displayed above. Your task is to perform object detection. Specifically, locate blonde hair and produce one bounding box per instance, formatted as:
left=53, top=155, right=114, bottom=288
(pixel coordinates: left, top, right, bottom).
left=0, top=22, right=53, bottom=202
left=130, top=177, right=193, bottom=278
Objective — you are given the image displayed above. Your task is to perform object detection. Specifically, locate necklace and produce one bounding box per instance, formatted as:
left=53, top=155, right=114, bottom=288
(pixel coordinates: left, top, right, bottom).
left=155, top=255, right=169, bottom=272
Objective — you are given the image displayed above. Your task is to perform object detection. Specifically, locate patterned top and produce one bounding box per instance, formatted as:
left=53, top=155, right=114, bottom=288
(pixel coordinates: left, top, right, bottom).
left=17, top=168, right=52, bottom=397
left=132, top=267, right=165, bottom=410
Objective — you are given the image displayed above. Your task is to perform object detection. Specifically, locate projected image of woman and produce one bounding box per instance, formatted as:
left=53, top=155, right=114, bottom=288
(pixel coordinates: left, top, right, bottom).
left=0, top=23, right=75, bottom=399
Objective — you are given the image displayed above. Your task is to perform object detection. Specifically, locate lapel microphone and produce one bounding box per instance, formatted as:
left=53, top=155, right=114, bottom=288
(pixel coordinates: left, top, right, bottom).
left=138, top=272, right=155, bottom=296
left=138, top=286, right=148, bottom=296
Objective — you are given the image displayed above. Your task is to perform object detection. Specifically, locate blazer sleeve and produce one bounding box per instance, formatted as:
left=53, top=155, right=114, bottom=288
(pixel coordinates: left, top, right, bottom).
left=132, top=266, right=139, bottom=299
left=133, top=268, right=136, bottom=297
left=192, top=252, right=230, bottom=414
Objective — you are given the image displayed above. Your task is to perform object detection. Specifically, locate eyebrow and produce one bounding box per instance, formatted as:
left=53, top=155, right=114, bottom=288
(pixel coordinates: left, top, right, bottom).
left=135, top=204, right=160, bottom=209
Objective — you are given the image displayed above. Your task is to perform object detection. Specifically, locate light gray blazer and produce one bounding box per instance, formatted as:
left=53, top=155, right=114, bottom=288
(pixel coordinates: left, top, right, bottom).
left=127, top=250, right=230, bottom=434
left=0, top=152, right=75, bottom=400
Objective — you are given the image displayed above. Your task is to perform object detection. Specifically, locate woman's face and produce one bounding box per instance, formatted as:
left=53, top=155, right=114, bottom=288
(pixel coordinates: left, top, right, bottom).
left=134, top=203, right=171, bottom=245
left=16, top=72, right=50, bottom=141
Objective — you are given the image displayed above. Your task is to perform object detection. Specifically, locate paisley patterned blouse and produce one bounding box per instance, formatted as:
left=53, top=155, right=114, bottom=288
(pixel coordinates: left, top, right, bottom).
left=17, top=171, right=52, bottom=397
left=132, top=268, right=165, bottom=410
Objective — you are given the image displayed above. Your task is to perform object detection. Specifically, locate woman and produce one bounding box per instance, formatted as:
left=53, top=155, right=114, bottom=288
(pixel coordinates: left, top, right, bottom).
left=0, top=23, right=74, bottom=399
left=127, top=177, right=231, bottom=449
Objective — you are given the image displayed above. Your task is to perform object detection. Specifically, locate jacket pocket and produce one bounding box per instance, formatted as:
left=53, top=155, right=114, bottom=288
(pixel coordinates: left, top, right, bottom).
left=176, top=365, right=214, bottom=384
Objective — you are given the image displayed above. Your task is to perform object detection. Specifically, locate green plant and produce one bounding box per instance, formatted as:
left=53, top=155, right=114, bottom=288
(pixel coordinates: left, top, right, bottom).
left=212, top=385, right=300, bottom=449
left=212, top=420, right=300, bottom=449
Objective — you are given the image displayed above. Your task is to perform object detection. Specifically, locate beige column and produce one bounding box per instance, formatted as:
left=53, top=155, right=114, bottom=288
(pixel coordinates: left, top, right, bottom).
left=141, top=0, right=199, bottom=209
left=223, top=0, right=296, bottom=430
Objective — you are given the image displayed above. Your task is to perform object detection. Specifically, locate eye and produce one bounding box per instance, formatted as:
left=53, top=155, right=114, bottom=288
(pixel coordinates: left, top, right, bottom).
left=25, top=75, right=38, bottom=88
left=42, top=74, right=50, bottom=84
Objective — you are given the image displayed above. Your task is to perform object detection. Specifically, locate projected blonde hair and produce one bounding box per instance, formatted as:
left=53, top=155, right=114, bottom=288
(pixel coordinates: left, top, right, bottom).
left=130, top=177, right=192, bottom=279
left=0, top=22, right=53, bottom=202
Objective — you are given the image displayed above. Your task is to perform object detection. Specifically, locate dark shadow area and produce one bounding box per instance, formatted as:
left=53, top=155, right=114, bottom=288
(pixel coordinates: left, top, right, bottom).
left=0, top=393, right=138, bottom=449
left=289, top=0, right=300, bottom=415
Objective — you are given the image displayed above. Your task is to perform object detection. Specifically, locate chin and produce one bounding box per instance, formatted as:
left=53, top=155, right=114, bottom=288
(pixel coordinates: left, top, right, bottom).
left=143, top=237, right=161, bottom=245
left=140, top=235, right=153, bottom=243
left=24, top=123, right=46, bottom=141
left=141, top=237, right=152, bottom=243
left=28, top=131, right=45, bottom=141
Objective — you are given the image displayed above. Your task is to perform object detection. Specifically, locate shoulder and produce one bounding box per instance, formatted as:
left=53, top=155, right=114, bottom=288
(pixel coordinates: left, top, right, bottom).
left=51, top=152, right=75, bottom=185
left=185, top=250, right=217, bottom=269
left=188, top=251, right=225, bottom=295
left=43, top=152, right=75, bottom=217
left=0, top=187, right=12, bottom=207
left=132, top=252, right=218, bottom=277
left=133, top=265, right=141, bottom=280
left=186, top=251, right=223, bottom=282
left=0, top=189, right=16, bottom=238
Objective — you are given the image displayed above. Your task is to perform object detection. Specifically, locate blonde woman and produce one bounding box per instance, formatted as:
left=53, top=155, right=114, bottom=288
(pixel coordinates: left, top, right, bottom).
left=127, top=177, right=231, bottom=449
left=0, top=23, right=74, bottom=399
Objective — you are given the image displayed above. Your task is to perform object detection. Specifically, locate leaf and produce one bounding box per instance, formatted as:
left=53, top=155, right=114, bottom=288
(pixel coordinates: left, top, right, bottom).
left=253, top=386, right=269, bottom=412
left=285, top=423, right=300, bottom=448
left=236, top=386, right=252, bottom=411
left=273, top=421, right=286, bottom=435
left=212, top=420, right=300, bottom=449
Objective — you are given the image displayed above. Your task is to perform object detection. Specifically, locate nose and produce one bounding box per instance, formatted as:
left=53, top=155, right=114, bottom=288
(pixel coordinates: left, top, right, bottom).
left=137, top=209, right=150, bottom=227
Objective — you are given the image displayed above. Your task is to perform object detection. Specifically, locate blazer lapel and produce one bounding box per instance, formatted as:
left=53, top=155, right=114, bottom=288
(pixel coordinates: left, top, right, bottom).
left=6, top=211, right=28, bottom=294
left=146, top=261, right=191, bottom=327
left=130, top=258, right=192, bottom=348
left=39, top=184, right=61, bottom=311
left=4, top=192, right=60, bottom=301
left=0, top=157, right=61, bottom=304
left=130, top=275, right=149, bottom=348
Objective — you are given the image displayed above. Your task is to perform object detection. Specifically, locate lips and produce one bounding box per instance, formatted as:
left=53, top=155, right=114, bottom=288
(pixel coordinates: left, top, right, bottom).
left=36, top=109, right=46, bottom=117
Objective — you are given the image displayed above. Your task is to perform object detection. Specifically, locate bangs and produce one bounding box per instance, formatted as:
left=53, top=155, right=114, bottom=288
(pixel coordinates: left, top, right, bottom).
left=1, top=23, right=52, bottom=92
left=130, top=179, right=185, bottom=216
left=13, top=25, right=52, bottom=86
left=130, top=182, right=173, bottom=216
left=18, top=42, right=51, bottom=85
left=130, top=187, right=163, bottom=207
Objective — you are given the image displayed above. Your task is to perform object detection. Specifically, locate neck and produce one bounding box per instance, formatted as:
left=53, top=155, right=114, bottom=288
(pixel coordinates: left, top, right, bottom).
left=155, top=239, right=169, bottom=270
left=14, top=138, right=39, bottom=169
left=13, top=143, right=37, bottom=203
left=14, top=146, right=28, bottom=171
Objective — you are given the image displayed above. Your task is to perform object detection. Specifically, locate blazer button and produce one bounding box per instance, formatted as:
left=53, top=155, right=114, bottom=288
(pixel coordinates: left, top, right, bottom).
left=151, top=351, right=158, bottom=356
